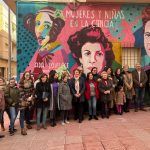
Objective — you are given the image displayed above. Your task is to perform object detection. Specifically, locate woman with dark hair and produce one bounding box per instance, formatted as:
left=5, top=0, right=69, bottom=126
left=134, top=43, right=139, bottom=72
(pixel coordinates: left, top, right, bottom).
left=115, top=68, right=124, bottom=90
left=98, top=71, right=113, bottom=119
left=19, top=71, right=34, bottom=129
left=104, top=67, right=117, bottom=114
left=85, top=72, right=99, bottom=120
left=35, top=73, right=50, bottom=130
left=23, top=6, right=65, bottom=76
left=49, top=70, right=59, bottom=127
left=91, top=67, right=101, bottom=82
left=68, top=25, right=115, bottom=75
left=70, top=69, right=85, bottom=123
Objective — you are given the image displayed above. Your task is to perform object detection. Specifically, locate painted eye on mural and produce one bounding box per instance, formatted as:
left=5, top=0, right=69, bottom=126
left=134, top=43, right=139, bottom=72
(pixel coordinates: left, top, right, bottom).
left=144, top=32, right=150, bottom=37
left=84, top=50, right=91, bottom=56
left=35, top=21, right=40, bottom=26
left=96, top=51, right=103, bottom=56
left=44, top=24, right=51, bottom=29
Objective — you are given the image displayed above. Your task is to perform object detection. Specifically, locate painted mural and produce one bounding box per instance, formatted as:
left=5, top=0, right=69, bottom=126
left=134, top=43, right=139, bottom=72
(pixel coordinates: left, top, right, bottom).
left=17, top=2, right=150, bottom=79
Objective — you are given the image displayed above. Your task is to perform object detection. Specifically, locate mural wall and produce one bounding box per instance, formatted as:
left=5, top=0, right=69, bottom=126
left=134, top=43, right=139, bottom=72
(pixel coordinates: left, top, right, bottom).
left=17, top=2, right=150, bottom=79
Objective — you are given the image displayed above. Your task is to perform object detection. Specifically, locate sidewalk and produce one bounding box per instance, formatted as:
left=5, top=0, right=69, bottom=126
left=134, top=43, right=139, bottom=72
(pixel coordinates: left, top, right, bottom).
left=1, top=109, right=150, bottom=150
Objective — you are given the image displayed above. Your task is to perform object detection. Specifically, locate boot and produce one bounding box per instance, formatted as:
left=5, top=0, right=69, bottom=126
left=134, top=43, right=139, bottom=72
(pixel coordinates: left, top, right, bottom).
left=21, top=128, right=27, bottom=135
left=1, top=123, right=5, bottom=131
left=26, top=124, right=32, bottom=129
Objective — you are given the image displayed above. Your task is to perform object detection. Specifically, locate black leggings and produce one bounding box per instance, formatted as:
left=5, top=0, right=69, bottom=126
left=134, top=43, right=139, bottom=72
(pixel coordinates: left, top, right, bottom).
left=61, top=110, right=69, bottom=122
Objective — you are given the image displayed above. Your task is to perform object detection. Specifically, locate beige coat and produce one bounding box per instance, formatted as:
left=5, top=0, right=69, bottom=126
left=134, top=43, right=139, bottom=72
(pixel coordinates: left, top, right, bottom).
left=123, top=73, right=134, bottom=99
left=116, top=91, right=126, bottom=105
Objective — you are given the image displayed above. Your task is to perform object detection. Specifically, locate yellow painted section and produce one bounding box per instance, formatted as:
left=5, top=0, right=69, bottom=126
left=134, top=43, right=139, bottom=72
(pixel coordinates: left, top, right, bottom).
left=112, top=42, right=122, bottom=65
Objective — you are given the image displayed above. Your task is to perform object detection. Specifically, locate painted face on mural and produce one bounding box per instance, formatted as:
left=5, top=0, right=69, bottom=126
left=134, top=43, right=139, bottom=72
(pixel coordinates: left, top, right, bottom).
left=144, top=21, right=150, bottom=57
left=79, top=42, right=105, bottom=75
left=35, top=12, right=53, bottom=47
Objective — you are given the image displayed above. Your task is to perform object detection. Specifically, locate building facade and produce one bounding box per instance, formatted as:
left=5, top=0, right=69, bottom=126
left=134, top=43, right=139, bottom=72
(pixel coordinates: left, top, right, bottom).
left=17, top=1, right=150, bottom=79
left=0, top=2, right=16, bottom=79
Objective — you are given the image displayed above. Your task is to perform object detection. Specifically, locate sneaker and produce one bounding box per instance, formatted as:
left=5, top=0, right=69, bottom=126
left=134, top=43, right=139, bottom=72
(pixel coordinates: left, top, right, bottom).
left=37, top=126, right=41, bottom=130
left=65, top=120, right=70, bottom=124
left=61, top=122, right=65, bottom=126
left=42, top=125, right=47, bottom=129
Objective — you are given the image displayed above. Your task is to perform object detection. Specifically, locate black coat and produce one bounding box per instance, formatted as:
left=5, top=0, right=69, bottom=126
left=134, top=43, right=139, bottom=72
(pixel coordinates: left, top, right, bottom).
left=98, top=79, right=113, bottom=103
left=70, top=77, right=85, bottom=102
left=35, top=81, right=50, bottom=108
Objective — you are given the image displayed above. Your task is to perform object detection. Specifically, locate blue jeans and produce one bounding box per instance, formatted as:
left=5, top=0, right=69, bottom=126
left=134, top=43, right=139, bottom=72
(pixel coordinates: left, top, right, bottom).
left=9, top=107, right=25, bottom=130
left=9, top=107, right=17, bottom=130
left=88, top=96, right=97, bottom=116
left=37, top=107, right=48, bottom=126
left=135, top=87, right=145, bottom=109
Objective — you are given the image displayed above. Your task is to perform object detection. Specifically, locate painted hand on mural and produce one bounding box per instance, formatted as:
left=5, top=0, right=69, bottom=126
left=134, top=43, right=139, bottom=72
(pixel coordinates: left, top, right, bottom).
left=67, top=25, right=115, bottom=75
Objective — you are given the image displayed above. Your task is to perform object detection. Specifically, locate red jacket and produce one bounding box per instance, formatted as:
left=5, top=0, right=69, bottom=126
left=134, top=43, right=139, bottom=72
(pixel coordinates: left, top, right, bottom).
left=85, top=80, right=99, bottom=100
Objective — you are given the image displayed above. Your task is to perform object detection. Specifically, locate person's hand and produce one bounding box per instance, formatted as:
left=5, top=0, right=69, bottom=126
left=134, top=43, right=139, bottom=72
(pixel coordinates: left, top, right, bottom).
left=78, top=93, right=81, bottom=97
left=97, top=78, right=101, bottom=82
left=75, top=94, right=79, bottom=97
left=140, top=83, right=143, bottom=87
left=104, top=91, right=108, bottom=94
left=107, top=90, right=110, bottom=94
left=43, top=98, right=48, bottom=102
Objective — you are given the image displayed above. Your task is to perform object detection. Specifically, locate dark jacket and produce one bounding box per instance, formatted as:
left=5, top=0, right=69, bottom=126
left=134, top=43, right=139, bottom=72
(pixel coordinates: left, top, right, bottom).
left=132, top=69, right=148, bottom=88
left=98, top=79, right=113, bottom=103
left=35, top=81, right=50, bottom=108
left=4, top=85, right=20, bottom=107
left=85, top=80, right=99, bottom=100
left=70, top=77, right=85, bottom=102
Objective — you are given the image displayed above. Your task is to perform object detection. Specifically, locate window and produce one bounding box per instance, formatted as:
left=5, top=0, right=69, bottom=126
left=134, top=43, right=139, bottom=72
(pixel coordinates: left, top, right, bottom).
left=122, top=47, right=141, bottom=68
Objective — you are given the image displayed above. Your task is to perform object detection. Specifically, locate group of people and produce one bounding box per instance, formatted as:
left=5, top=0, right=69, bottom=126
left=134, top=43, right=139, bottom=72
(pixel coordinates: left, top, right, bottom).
left=0, top=63, right=149, bottom=138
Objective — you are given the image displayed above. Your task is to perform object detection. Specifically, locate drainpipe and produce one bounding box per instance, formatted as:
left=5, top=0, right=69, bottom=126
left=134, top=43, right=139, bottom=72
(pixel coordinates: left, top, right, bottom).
left=8, top=8, right=11, bottom=80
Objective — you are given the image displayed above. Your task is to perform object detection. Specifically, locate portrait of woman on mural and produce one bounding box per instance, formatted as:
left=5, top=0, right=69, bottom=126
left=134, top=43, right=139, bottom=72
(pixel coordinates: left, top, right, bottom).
left=142, top=6, right=150, bottom=58
left=67, top=25, right=115, bottom=75
left=24, top=6, right=65, bottom=77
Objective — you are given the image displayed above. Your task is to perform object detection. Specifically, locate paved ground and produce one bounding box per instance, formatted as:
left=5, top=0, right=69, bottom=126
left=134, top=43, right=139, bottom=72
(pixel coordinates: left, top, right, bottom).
left=1, top=109, right=150, bottom=150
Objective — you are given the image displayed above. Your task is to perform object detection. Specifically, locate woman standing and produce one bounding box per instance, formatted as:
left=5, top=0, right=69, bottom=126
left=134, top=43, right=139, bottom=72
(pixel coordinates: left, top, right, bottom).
left=49, top=70, right=59, bottom=127
left=115, top=68, right=124, bottom=89
left=85, top=72, right=99, bottom=120
left=19, top=71, right=34, bottom=129
left=0, top=77, right=6, bottom=131
left=0, top=77, right=6, bottom=138
left=123, top=65, right=134, bottom=112
left=5, top=78, right=27, bottom=136
left=59, top=73, right=72, bottom=125
left=99, top=71, right=113, bottom=119
left=36, top=74, right=50, bottom=130
left=70, top=69, right=85, bottom=123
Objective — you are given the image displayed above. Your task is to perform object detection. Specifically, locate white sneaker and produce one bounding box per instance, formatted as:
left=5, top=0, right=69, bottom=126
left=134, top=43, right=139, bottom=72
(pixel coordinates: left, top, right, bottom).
left=61, top=122, right=65, bottom=125
left=65, top=120, right=70, bottom=124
